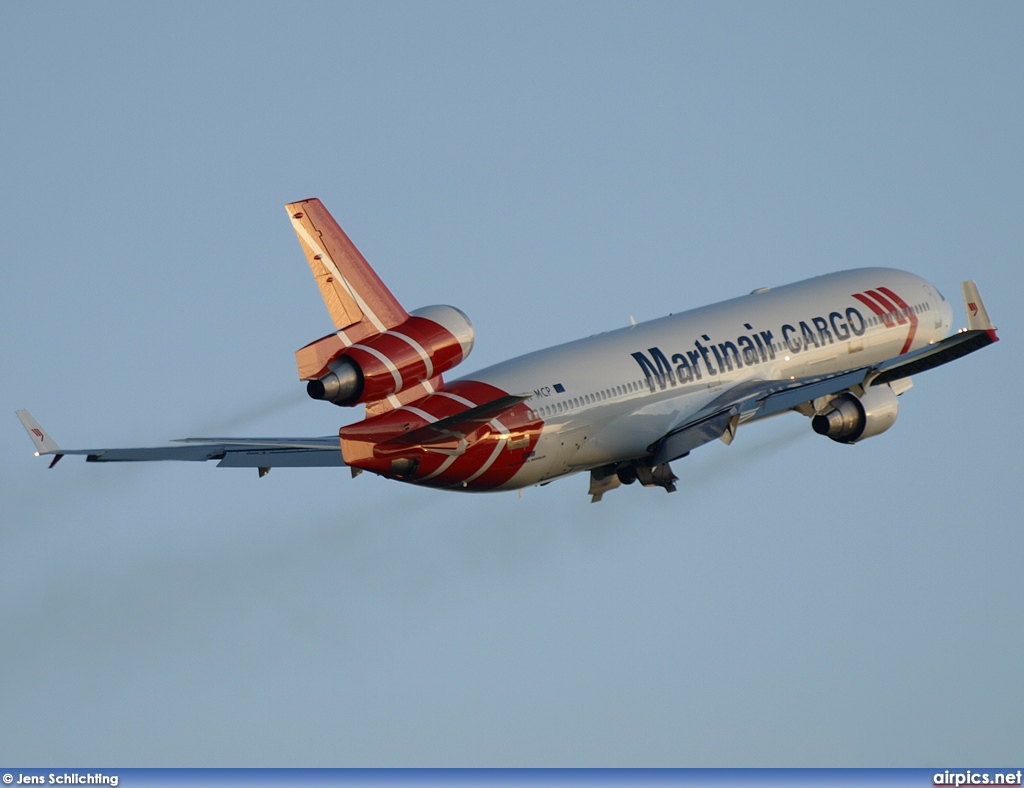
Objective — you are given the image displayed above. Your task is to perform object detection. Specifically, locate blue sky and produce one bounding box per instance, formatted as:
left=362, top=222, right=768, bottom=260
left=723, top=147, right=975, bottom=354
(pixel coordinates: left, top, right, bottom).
left=2, top=1, right=1022, bottom=766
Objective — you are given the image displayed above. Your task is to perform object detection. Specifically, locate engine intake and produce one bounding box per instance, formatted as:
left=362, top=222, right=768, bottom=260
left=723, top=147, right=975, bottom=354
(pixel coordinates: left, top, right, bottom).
left=812, top=384, right=899, bottom=444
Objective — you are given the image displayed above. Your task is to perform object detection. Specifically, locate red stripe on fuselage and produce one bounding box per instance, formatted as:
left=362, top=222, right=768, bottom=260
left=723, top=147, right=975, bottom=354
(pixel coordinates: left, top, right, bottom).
left=865, top=289, right=906, bottom=325
left=851, top=289, right=917, bottom=355
left=339, top=379, right=543, bottom=491
left=852, top=292, right=894, bottom=327
left=877, top=286, right=918, bottom=354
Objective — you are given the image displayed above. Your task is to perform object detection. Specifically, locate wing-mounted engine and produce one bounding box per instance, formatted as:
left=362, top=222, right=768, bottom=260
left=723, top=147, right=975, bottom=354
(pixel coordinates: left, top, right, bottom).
left=811, top=383, right=899, bottom=444
left=304, top=305, right=475, bottom=406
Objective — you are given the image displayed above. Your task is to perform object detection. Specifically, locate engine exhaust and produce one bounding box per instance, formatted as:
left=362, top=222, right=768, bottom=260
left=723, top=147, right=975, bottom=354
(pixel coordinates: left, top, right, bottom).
left=306, top=358, right=362, bottom=405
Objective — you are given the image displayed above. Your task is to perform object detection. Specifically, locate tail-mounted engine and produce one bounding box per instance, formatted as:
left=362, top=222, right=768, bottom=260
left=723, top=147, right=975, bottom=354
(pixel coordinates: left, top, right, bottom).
left=286, top=198, right=476, bottom=408
left=304, top=304, right=475, bottom=406
left=812, top=383, right=899, bottom=444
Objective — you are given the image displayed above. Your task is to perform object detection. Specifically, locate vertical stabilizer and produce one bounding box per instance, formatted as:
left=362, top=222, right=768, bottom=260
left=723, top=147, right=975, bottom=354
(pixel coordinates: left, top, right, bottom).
left=286, top=199, right=409, bottom=335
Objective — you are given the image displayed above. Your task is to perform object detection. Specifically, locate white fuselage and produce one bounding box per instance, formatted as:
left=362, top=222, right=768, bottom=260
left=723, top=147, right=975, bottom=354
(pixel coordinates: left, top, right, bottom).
left=463, top=268, right=952, bottom=489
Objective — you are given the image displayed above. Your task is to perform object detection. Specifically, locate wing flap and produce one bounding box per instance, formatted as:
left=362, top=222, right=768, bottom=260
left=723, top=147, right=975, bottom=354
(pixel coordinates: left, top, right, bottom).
left=654, top=410, right=738, bottom=465
left=16, top=413, right=345, bottom=468
left=757, top=368, right=870, bottom=419
left=73, top=441, right=344, bottom=466
left=76, top=441, right=344, bottom=467
left=216, top=449, right=345, bottom=468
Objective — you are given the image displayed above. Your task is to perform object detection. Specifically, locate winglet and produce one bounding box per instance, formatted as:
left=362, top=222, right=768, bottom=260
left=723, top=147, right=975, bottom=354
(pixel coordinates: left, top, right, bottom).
left=962, top=281, right=996, bottom=333
left=15, top=410, right=62, bottom=460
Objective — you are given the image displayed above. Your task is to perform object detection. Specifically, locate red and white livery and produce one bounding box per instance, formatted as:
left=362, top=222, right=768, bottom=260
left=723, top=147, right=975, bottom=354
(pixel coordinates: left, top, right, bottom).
left=18, top=199, right=999, bottom=502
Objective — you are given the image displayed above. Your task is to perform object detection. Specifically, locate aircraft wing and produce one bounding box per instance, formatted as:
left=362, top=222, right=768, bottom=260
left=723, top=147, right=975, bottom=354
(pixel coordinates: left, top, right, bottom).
left=653, top=326, right=998, bottom=465
left=15, top=410, right=344, bottom=471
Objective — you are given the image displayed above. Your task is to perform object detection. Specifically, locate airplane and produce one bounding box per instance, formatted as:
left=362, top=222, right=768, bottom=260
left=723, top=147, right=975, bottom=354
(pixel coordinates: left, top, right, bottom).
left=18, top=198, right=999, bottom=502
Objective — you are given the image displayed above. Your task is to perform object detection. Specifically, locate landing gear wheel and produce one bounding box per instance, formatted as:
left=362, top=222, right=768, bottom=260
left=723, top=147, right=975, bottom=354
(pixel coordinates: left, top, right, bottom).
left=616, top=465, right=638, bottom=485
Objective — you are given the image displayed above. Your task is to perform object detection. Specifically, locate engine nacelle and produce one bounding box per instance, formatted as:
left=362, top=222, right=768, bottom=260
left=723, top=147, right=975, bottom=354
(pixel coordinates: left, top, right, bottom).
left=307, top=305, right=475, bottom=406
left=811, top=384, right=899, bottom=444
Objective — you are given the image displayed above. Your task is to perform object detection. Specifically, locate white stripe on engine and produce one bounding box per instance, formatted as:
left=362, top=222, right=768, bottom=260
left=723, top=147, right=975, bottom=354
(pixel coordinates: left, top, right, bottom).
left=351, top=343, right=403, bottom=390
left=386, top=330, right=434, bottom=378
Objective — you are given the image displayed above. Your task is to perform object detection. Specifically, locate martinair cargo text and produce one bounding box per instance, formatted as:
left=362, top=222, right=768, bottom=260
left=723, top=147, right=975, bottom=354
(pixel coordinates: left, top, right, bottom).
left=18, top=199, right=999, bottom=502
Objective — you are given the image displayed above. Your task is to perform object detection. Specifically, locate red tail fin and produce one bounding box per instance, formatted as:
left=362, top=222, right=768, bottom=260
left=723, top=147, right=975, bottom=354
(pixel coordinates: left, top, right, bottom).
left=286, top=198, right=409, bottom=336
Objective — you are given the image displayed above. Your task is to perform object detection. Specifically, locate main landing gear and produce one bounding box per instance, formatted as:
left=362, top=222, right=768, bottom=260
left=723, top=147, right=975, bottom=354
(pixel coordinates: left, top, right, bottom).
left=587, top=458, right=679, bottom=503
